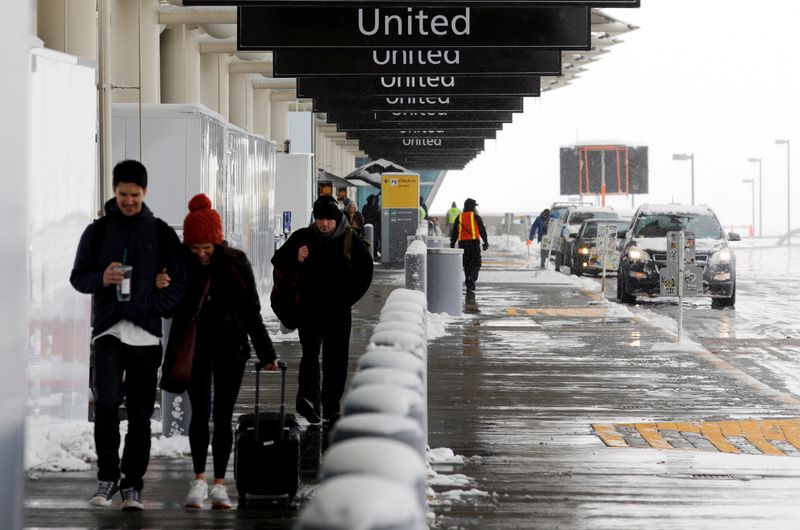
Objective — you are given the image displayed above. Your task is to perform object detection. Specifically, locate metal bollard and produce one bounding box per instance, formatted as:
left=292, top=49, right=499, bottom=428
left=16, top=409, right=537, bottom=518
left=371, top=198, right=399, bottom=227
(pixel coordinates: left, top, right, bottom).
left=404, top=239, right=427, bottom=293
left=295, top=475, right=427, bottom=530
left=426, top=247, right=463, bottom=316
left=363, top=223, right=374, bottom=259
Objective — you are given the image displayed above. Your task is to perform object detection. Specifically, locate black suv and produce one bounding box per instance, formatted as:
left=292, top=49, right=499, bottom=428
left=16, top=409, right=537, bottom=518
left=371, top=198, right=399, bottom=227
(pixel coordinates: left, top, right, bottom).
left=617, top=204, right=739, bottom=308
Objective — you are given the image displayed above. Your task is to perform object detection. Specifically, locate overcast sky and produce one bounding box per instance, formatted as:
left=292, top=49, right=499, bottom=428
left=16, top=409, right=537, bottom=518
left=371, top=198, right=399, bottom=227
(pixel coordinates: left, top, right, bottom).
left=430, top=1, right=800, bottom=237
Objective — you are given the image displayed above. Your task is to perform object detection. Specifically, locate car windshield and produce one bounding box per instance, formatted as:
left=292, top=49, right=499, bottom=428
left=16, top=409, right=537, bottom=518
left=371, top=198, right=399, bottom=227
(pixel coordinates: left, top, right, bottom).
left=569, top=211, right=618, bottom=226
left=632, top=213, right=723, bottom=239
left=551, top=206, right=570, bottom=219
left=581, top=222, right=620, bottom=238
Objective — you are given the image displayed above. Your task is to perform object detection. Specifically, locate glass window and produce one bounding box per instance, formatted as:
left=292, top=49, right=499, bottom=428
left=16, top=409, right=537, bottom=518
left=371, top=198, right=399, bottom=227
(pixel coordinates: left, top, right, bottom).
left=633, top=214, right=723, bottom=239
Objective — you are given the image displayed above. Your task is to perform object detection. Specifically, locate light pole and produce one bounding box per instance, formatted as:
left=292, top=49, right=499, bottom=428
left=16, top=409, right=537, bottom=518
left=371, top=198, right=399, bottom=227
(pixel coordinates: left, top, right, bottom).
left=742, top=179, right=755, bottom=238
left=672, top=153, right=695, bottom=205
left=748, top=157, right=762, bottom=237
left=775, top=139, right=791, bottom=246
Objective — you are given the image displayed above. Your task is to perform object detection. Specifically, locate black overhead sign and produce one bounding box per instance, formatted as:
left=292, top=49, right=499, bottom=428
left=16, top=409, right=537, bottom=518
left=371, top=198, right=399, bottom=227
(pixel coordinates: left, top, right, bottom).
left=360, top=137, right=486, bottom=150
left=188, top=1, right=638, bottom=6
left=346, top=128, right=498, bottom=140
left=326, top=111, right=514, bottom=122
left=313, top=96, right=524, bottom=112
left=273, top=48, right=561, bottom=77
left=297, top=76, right=541, bottom=98
left=337, top=121, right=506, bottom=131
left=238, top=6, right=590, bottom=50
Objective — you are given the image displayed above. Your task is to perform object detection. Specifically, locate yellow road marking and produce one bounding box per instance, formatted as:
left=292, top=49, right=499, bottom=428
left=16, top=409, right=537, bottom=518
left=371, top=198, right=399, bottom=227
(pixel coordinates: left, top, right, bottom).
left=656, top=422, right=679, bottom=431
left=739, top=420, right=784, bottom=456
left=760, top=419, right=786, bottom=441
left=635, top=423, right=672, bottom=449
left=592, top=424, right=628, bottom=448
left=673, top=421, right=702, bottom=434
left=699, top=423, right=740, bottom=453
left=778, top=419, right=800, bottom=449
left=715, top=420, right=744, bottom=438
left=524, top=308, right=609, bottom=317
left=506, top=308, right=518, bottom=316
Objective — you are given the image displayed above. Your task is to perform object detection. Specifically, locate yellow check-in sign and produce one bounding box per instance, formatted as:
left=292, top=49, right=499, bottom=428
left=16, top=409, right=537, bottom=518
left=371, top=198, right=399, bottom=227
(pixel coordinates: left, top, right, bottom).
left=381, top=173, right=420, bottom=209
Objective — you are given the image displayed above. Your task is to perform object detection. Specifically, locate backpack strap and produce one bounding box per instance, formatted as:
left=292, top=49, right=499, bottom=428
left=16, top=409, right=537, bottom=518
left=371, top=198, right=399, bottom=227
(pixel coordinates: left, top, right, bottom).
left=90, top=216, right=110, bottom=266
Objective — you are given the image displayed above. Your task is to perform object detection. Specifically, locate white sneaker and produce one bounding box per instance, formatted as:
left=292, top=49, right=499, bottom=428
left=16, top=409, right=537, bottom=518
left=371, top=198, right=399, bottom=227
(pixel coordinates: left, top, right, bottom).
left=209, top=483, right=232, bottom=510
left=183, top=479, right=208, bottom=509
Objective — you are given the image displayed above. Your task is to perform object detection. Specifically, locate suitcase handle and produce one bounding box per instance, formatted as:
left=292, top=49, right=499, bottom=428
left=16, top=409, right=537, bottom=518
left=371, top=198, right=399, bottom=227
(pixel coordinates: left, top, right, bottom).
left=254, top=360, right=288, bottom=444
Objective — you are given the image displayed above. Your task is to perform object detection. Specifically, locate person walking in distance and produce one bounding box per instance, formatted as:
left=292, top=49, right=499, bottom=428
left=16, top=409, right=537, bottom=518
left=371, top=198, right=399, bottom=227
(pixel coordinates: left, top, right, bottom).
left=343, top=197, right=365, bottom=236
left=446, top=201, right=461, bottom=233
left=70, top=160, right=187, bottom=510
left=271, top=195, right=373, bottom=424
left=450, top=198, right=489, bottom=294
left=530, top=208, right=551, bottom=268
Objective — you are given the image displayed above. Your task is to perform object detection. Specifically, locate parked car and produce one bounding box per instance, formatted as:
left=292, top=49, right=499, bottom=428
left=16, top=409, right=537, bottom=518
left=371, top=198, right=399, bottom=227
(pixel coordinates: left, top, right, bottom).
left=571, top=219, right=625, bottom=276
left=617, top=204, right=739, bottom=308
left=556, top=205, right=619, bottom=269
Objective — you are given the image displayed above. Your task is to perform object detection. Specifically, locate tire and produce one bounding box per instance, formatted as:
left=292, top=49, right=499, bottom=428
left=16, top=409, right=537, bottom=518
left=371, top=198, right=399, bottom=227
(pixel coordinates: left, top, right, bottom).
left=711, top=283, right=736, bottom=309
left=617, top=268, right=636, bottom=304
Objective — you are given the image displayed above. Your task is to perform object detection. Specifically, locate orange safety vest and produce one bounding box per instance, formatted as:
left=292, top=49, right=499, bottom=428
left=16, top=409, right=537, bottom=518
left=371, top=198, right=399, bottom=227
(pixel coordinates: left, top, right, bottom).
left=457, top=211, right=479, bottom=241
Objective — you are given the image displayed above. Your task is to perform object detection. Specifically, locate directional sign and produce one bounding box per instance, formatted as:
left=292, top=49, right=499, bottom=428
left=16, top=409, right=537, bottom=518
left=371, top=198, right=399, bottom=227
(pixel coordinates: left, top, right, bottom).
left=360, top=137, right=486, bottom=151
left=345, top=129, right=499, bottom=139
left=337, top=121, right=506, bottom=131
left=313, top=96, right=524, bottom=112
left=239, top=6, right=590, bottom=50
left=297, top=76, right=540, bottom=98
left=327, top=111, right=514, bottom=123
left=273, top=47, right=561, bottom=77
left=190, top=1, right=638, bottom=6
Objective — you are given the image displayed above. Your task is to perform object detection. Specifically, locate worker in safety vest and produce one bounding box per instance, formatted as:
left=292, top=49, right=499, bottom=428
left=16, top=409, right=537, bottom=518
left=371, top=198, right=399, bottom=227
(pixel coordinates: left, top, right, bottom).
left=446, top=201, right=461, bottom=232
left=450, top=198, right=489, bottom=294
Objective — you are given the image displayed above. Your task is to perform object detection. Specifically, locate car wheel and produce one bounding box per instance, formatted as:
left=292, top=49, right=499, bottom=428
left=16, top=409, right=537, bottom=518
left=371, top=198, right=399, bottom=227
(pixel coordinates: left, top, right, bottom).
left=711, top=283, right=736, bottom=309
left=617, top=268, right=636, bottom=304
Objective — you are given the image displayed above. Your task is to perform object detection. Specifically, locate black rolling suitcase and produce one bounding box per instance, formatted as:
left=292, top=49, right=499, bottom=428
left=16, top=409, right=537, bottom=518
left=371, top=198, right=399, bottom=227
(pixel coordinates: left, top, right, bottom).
left=234, top=360, right=302, bottom=502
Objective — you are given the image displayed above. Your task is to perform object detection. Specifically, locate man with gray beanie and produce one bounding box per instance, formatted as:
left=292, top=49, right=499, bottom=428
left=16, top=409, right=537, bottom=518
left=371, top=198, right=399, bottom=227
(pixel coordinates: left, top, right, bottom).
left=271, top=195, right=373, bottom=424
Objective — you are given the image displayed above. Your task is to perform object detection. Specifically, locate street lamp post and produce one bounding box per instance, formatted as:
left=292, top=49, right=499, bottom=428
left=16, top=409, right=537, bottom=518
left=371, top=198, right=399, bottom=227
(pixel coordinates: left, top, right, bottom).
left=672, top=153, right=695, bottom=205
left=775, top=139, right=791, bottom=246
left=742, top=179, right=755, bottom=238
left=748, top=157, right=762, bottom=237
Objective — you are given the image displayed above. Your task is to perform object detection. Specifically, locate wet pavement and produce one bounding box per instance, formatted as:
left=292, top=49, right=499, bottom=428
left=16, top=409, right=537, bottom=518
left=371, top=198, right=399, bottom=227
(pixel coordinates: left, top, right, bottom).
left=24, top=240, right=800, bottom=529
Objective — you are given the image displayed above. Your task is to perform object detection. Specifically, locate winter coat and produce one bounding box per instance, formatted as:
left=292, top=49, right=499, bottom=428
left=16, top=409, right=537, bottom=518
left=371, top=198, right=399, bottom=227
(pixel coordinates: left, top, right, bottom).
left=530, top=215, right=548, bottom=242
left=70, top=197, right=187, bottom=338
left=346, top=210, right=365, bottom=234
left=169, top=243, right=276, bottom=364
left=450, top=209, right=488, bottom=248
left=271, top=213, right=374, bottom=318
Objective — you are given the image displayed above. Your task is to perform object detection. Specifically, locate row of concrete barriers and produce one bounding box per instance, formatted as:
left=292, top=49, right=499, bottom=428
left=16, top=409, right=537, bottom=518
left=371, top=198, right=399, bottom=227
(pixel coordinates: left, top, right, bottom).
left=295, top=287, right=431, bottom=529
left=405, top=225, right=463, bottom=316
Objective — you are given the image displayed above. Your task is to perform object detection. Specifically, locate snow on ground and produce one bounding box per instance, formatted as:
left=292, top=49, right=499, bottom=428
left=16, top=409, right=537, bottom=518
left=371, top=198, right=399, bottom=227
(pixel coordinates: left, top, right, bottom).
left=25, top=415, right=191, bottom=473
left=426, top=311, right=457, bottom=341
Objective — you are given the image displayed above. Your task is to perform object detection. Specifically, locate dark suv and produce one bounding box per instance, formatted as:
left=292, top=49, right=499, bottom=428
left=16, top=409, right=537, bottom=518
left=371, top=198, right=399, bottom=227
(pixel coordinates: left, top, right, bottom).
left=617, top=204, right=739, bottom=308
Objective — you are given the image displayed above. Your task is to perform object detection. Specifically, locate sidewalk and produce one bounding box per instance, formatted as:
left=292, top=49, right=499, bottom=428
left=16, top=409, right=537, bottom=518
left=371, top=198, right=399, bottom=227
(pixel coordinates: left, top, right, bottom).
left=24, top=254, right=800, bottom=529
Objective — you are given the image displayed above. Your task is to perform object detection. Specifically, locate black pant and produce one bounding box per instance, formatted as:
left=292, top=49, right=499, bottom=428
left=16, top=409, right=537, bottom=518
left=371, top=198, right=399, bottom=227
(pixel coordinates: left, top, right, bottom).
left=540, top=248, right=548, bottom=268
left=460, top=241, right=482, bottom=290
left=187, top=348, right=247, bottom=479
left=297, top=310, right=352, bottom=419
left=92, top=336, right=162, bottom=491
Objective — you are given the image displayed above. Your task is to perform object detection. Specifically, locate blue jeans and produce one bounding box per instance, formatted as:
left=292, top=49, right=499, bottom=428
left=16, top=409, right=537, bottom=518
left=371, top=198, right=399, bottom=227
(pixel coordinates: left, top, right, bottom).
left=92, top=336, right=162, bottom=491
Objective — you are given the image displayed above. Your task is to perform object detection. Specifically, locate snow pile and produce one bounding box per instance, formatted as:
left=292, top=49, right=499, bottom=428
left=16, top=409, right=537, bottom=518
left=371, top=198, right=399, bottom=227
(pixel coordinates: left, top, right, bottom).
left=427, top=311, right=456, bottom=341
left=428, top=447, right=466, bottom=464
left=25, top=415, right=191, bottom=472
left=487, top=234, right=529, bottom=255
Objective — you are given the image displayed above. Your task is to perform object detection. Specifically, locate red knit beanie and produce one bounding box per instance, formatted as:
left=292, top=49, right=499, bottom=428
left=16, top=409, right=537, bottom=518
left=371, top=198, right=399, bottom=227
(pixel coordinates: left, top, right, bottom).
left=183, top=194, right=223, bottom=245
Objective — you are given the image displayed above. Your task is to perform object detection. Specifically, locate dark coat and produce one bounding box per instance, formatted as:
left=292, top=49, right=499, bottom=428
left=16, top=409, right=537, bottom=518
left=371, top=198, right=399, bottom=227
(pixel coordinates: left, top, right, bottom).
left=450, top=208, right=489, bottom=249
left=530, top=215, right=548, bottom=242
left=70, top=198, right=187, bottom=338
left=170, top=243, right=276, bottom=364
left=346, top=210, right=366, bottom=234
left=272, top=213, right=374, bottom=317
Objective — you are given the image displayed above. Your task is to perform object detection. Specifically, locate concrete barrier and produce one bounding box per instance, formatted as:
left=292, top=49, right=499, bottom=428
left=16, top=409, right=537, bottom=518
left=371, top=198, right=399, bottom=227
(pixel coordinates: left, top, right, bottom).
left=328, top=413, right=426, bottom=456
left=342, top=384, right=426, bottom=432
left=351, top=368, right=425, bottom=397
left=386, top=288, right=428, bottom=307
left=404, top=239, right=427, bottom=293
left=320, top=437, right=428, bottom=512
left=294, top=475, right=427, bottom=530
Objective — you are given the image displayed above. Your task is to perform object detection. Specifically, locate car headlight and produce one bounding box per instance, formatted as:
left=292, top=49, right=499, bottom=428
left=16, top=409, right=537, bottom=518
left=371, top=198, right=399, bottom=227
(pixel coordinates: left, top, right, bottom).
left=710, top=248, right=732, bottom=264
left=578, top=247, right=590, bottom=255
left=627, top=246, right=650, bottom=261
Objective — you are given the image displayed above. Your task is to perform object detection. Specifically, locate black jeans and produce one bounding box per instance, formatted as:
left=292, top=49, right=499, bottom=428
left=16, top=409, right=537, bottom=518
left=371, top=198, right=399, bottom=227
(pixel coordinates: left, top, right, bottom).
left=461, top=241, right=482, bottom=290
left=297, top=310, right=352, bottom=419
left=92, top=336, right=162, bottom=491
left=187, top=348, right=247, bottom=479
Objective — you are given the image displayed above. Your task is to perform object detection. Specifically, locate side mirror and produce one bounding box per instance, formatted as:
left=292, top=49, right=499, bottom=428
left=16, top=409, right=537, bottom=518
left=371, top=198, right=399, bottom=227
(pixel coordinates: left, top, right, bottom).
left=569, top=233, right=578, bottom=239
left=728, top=232, right=741, bottom=242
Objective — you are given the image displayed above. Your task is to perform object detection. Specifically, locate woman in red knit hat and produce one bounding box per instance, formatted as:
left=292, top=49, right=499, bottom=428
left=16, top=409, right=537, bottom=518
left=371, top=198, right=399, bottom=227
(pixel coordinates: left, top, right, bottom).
left=159, top=193, right=278, bottom=510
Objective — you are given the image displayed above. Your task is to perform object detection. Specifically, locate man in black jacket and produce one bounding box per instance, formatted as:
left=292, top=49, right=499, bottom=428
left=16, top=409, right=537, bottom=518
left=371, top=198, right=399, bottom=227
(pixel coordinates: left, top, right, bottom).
left=70, top=160, right=187, bottom=510
left=272, top=195, right=373, bottom=424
